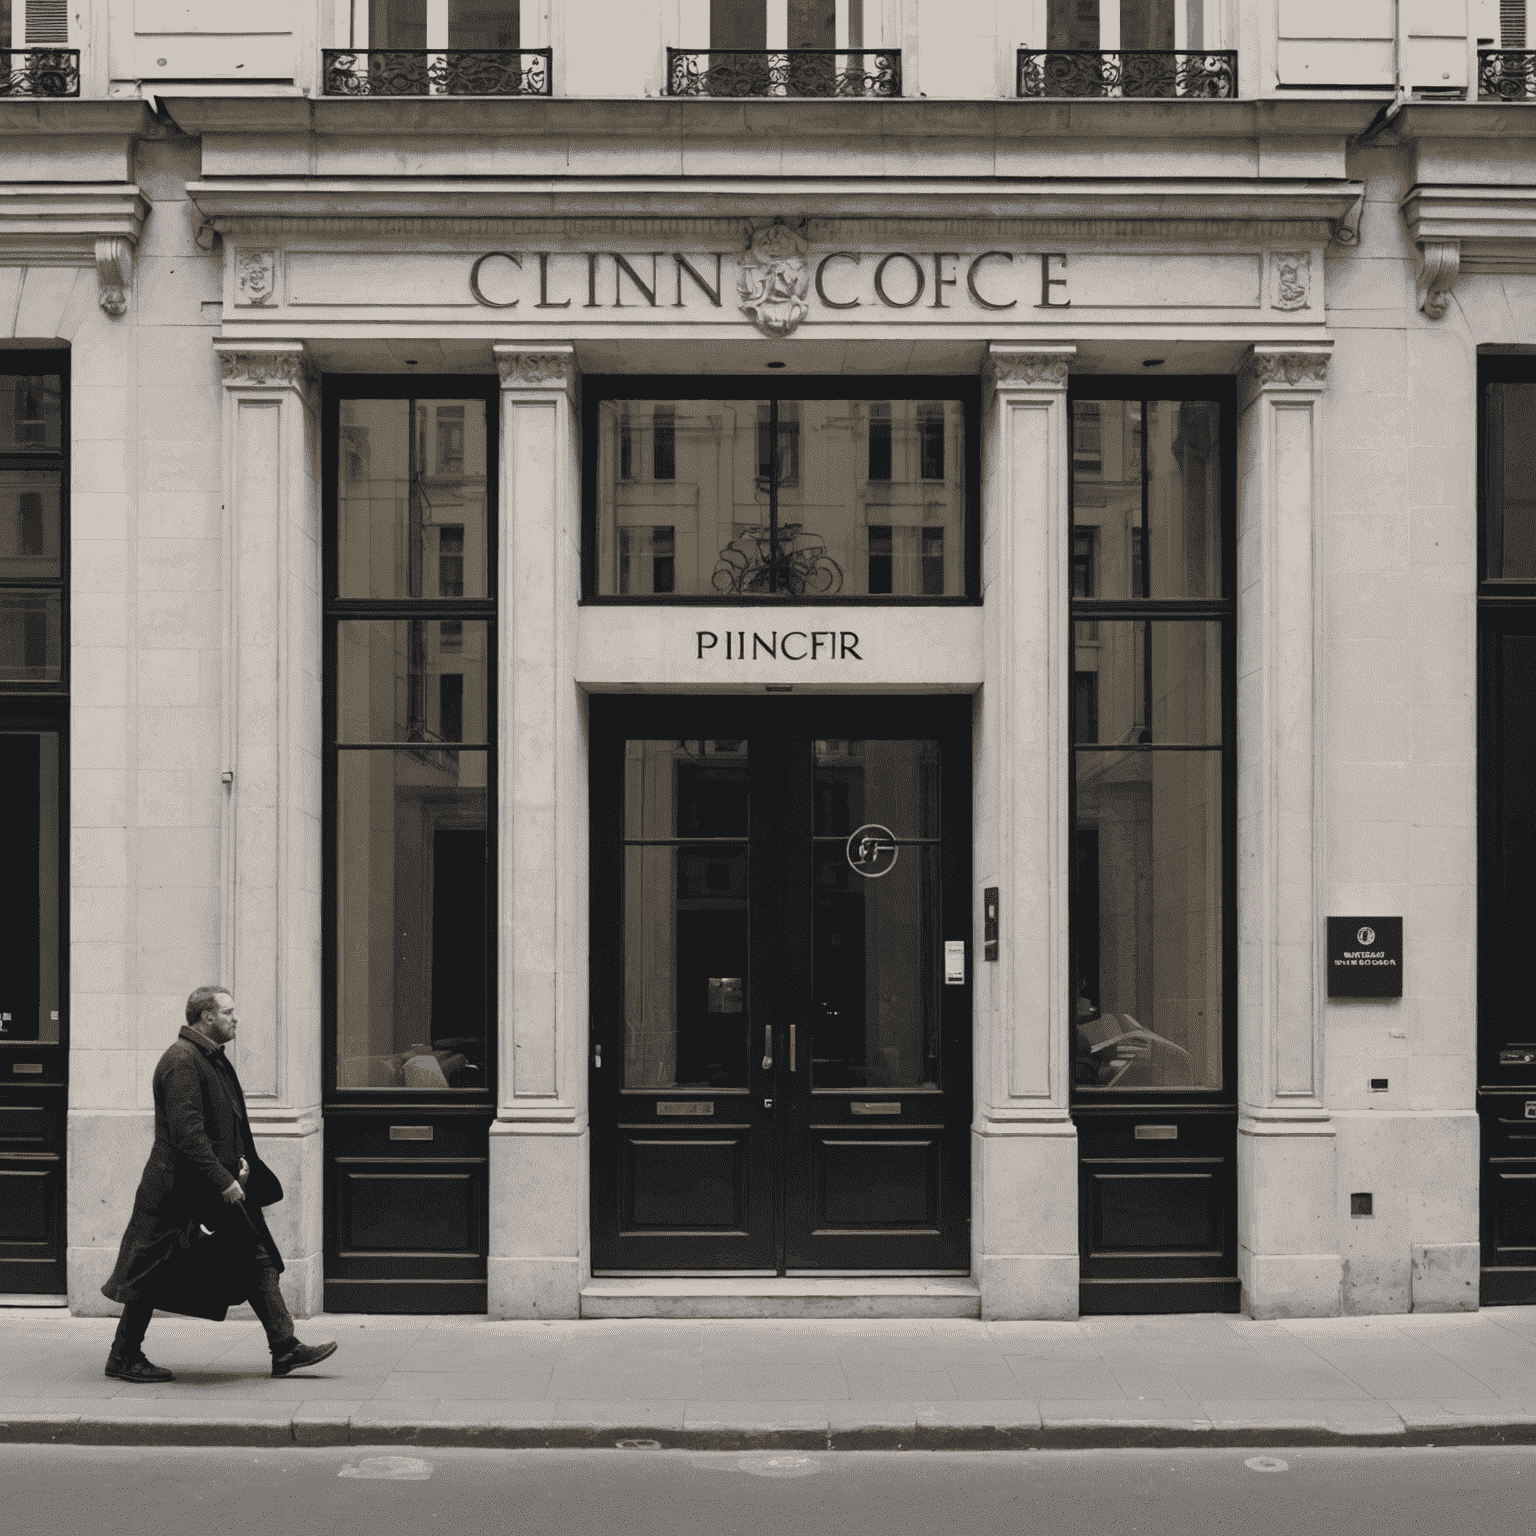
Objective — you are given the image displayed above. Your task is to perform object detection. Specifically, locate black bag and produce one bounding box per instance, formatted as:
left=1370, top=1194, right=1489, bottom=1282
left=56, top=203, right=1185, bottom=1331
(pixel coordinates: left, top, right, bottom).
left=146, top=1209, right=262, bottom=1321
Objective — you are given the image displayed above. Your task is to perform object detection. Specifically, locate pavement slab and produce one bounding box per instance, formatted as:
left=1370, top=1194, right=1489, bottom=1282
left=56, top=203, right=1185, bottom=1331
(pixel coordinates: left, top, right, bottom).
left=5, top=1303, right=1536, bottom=1450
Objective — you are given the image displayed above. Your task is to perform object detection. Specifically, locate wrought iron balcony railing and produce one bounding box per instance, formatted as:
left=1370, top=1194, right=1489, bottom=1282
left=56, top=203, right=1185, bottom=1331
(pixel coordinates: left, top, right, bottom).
left=667, top=47, right=901, bottom=98
left=0, top=49, right=79, bottom=97
left=322, top=48, right=552, bottom=97
left=1017, top=49, right=1237, bottom=99
left=1479, top=50, right=1536, bottom=100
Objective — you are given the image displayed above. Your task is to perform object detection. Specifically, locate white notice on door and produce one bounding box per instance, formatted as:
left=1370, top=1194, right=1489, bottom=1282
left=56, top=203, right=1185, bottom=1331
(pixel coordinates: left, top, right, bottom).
left=944, top=941, right=965, bottom=985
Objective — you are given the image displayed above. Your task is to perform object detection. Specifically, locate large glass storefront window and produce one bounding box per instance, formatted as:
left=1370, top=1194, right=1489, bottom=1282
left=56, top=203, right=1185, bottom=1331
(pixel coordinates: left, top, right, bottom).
left=585, top=381, right=979, bottom=600
left=326, top=385, right=496, bottom=1092
left=1069, top=387, right=1232, bottom=1094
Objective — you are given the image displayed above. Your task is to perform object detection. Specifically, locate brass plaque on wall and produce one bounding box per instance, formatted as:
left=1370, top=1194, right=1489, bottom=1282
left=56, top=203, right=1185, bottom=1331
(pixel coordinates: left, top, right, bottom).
left=657, top=1101, right=714, bottom=1117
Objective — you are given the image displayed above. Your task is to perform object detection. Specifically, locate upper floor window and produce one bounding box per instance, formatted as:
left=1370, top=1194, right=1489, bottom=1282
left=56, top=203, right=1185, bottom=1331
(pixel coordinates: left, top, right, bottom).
left=1048, top=0, right=1208, bottom=50
left=367, top=0, right=520, bottom=49
left=710, top=0, right=856, bottom=49
left=585, top=380, right=978, bottom=601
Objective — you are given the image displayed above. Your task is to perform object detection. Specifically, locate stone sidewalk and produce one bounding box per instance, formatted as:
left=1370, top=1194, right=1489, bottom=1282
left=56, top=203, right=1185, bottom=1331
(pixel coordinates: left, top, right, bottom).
left=5, top=1305, right=1536, bottom=1450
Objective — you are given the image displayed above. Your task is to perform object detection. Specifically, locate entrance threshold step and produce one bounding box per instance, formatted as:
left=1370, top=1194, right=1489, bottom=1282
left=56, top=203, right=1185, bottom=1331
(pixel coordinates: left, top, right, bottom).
left=581, top=1277, right=980, bottom=1319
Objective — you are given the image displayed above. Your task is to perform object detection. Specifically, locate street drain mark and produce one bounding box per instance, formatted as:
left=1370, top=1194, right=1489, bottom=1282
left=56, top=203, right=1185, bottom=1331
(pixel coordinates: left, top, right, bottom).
left=1244, top=1456, right=1290, bottom=1473
left=737, top=1454, right=821, bottom=1478
left=339, top=1456, right=435, bottom=1480
left=616, top=1438, right=663, bottom=1449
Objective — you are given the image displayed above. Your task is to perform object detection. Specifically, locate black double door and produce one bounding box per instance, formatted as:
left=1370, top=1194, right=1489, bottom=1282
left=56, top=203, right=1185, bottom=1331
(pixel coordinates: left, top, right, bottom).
left=1479, top=612, right=1536, bottom=1304
left=590, top=696, right=972, bottom=1275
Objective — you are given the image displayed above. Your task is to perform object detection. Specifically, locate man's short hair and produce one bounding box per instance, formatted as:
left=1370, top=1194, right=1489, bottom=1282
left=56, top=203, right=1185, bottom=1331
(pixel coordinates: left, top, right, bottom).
left=186, top=985, right=232, bottom=1027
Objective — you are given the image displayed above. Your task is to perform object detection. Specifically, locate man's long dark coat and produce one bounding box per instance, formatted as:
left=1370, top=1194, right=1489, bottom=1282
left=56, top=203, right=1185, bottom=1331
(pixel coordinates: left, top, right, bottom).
left=102, top=1026, right=285, bottom=1322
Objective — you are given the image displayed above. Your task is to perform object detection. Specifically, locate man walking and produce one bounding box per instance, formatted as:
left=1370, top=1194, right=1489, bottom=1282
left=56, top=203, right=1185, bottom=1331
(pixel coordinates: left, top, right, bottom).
left=102, top=986, right=338, bottom=1384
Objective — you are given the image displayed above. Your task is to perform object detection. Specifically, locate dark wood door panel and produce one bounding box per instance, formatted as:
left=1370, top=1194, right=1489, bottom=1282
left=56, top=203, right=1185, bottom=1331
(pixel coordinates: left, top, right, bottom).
left=1074, top=1109, right=1238, bottom=1308
left=1085, top=1169, right=1226, bottom=1261
left=812, top=1136, right=940, bottom=1230
left=335, top=1167, right=484, bottom=1259
left=0, top=1157, right=65, bottom=1292
left=622, top=1133, right=753, bottom=1232
left=322, top=1109, right=491, bottom=1310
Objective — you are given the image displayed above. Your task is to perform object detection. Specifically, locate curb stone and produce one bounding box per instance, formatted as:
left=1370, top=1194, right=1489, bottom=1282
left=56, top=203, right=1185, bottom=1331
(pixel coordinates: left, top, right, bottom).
left=4, top=1414, right=1536, bottom=1450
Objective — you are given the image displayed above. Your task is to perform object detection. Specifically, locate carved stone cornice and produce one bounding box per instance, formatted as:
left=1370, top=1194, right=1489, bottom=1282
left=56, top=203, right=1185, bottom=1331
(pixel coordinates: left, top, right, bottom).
left=185, top=177, right=1365, bottom=243
left=0, top=185, right=149, bottom=317
left=986, top=343, right=1076, bottom=391
left=213, top=339, right=316, bottom=395
left=1399, top=183, right=1536, bottom=318
left=1238, top=343, right=1332, bottom=406
left=493, top=344, right=576, bottom=392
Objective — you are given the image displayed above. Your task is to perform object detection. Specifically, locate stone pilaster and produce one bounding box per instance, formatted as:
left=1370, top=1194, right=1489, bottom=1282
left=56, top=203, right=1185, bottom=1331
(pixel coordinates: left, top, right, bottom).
left=1235, top=341, right=1341, bottom=1319
left=212, top=338, right=324, bottom=1316
left=973, top=343, right=1080, bottom=1320
left=487, top=344, right=587, bottom=1318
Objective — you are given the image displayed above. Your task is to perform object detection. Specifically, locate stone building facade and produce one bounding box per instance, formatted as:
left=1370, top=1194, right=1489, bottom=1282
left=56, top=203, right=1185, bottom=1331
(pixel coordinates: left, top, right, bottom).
left=0, top=0, right=1533, bottom=1321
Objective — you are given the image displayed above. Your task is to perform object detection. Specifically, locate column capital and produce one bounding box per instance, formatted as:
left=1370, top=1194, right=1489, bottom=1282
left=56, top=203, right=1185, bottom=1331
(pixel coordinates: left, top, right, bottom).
left=1238, top=342, right=1333, bottom=405
left=213, top=338, right=316, bottom=395
left=985, top=342, right=1076, bottom=393
left=494, top=342, right=577, bottom=394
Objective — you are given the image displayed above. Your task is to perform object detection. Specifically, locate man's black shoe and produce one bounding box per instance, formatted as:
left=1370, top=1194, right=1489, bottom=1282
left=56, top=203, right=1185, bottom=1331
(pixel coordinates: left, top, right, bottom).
left=271, top=1339, right=338, bottom=1377
left=105, top=1351, right=174, bottom=1383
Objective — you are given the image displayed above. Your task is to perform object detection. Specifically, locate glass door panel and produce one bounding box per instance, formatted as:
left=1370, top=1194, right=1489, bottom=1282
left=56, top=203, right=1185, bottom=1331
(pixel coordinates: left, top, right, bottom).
left=811, top=739, right=942, bottom=1090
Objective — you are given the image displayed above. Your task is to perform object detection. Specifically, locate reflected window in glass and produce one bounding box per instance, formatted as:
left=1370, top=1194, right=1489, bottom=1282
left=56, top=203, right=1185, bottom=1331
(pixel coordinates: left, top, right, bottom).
left=592, top=391, right=972, bottom=599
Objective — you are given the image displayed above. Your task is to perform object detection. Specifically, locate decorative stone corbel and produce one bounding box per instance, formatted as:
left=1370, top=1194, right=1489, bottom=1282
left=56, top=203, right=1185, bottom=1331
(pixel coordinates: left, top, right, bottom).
left=1415, top=240, right=1461, bottom=320
left=94, top=237, right=132, bottom=318
left=1331, top=186, right=1366, bottom=248
left=192, top=212, right=221, bottom=254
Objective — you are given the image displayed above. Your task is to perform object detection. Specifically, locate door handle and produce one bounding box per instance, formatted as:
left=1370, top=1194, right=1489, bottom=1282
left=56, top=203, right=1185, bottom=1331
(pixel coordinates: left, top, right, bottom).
left=790, top=1023, right=796, bottom=1072
left=762, top=1024, right=773, bottom=1070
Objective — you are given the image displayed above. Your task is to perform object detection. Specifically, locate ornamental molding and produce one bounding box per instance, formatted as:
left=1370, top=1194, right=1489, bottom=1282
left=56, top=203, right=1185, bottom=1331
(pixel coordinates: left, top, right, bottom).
left=494, top=346, right=575, bottom=389
left=214, top=343, right=316, bottom=393
left=1239, top=345, right=1332, bottom=397
left=987, top=345, right=1076, bottom=390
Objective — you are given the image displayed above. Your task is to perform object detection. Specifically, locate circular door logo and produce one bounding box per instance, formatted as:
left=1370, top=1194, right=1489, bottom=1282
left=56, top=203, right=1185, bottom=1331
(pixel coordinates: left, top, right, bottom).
left=846, top=824, right=899, bottom=879
left=1357, top=925, right=1376, bottom=947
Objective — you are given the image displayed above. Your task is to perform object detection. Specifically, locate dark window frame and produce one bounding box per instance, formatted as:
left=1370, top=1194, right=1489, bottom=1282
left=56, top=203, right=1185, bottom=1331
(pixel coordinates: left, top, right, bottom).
left=320, top=374, right=499, bottom=1107
left=1479, top=354, right=1536, bottom=597
left=1067, top=375, right=1238, bottom=1103
left=581, top=375, right=982, bottom=604
left=0, top=351, right=69, bottom=695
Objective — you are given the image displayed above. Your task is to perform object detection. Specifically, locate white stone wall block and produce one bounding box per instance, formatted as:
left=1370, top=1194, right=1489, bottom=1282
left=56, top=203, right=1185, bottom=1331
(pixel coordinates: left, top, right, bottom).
left=1410, top=1241, right=1479, bottom=1313
left=15, top=266, right=86, bottom=340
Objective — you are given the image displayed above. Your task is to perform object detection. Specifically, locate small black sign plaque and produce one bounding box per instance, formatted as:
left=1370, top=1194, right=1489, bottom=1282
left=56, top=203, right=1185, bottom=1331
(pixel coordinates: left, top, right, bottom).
left=1326, top=917, right=1403, bottom=999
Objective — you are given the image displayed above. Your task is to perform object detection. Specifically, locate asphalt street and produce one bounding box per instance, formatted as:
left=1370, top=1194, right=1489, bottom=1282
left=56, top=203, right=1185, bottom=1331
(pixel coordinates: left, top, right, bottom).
left=2, top=1444, right=1534, bottom=1536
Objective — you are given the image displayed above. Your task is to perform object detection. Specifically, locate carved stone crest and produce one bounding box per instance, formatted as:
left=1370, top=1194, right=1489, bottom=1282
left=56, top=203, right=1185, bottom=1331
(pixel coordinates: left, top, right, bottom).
left=1270, top=250, right=1311, bottom=311
left=737, top=220, right=810, bottom=338
left=235, top=249, right=277, bottom=307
